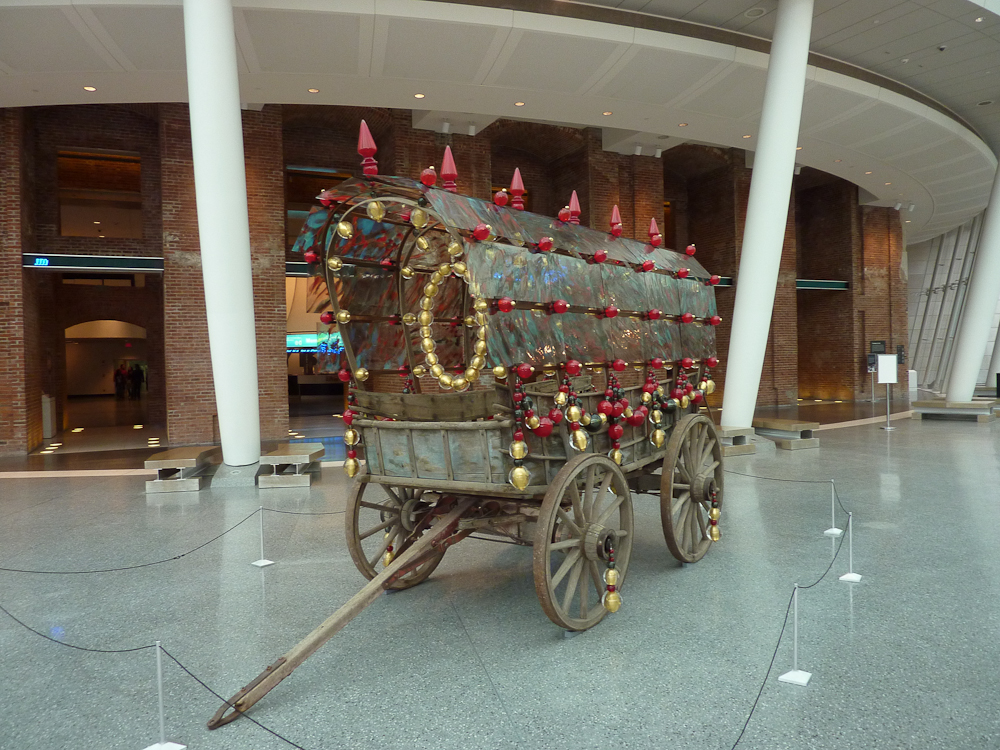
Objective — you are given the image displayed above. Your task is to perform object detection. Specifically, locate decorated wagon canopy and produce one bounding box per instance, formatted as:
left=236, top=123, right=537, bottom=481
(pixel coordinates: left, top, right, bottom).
left=292, top=147, right=721, bottom=389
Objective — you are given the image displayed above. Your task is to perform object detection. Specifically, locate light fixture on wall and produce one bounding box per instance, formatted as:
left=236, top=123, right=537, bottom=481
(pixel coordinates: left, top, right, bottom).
left=894, top=202, right=903, bottom=210
left=634, top=145, right=642, bottom=156
left=655, top=148, right=662, bottom=158
left=467, top=124, right=476, bottom=136
left=441, top=121, right=451, bottom=134
left=908, top=203, right=916, bottom=212
left=742, top=134, right=752, bottom=139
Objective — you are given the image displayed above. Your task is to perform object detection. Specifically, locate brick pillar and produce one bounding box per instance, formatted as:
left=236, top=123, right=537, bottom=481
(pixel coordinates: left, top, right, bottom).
left=160, top=103, right=216, bottom=445
left=243, top=105, right=288, bottom=441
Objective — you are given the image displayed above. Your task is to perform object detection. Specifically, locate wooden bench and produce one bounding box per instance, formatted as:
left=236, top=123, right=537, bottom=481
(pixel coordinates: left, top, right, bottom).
left=751, top=418, right=820, bottom=450
left=258, top=443, right=325, bottom=488
left=717, top=425, right=756, bottom=457
left=145, top=446, right=219, bottom=493
left=912, top=399, right=998, bottom=423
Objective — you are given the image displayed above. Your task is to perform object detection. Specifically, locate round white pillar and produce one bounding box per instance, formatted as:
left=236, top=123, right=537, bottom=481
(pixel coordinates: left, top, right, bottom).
left=947, top=165, right=1000, bottom=401
left=719, top=0, right=815, bottom=428
left=182, top=0, right=261, bottom=465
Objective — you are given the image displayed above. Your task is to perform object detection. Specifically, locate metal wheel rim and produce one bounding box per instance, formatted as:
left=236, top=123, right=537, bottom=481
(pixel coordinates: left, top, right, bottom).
left=345, top=479, right=446, bottom=590
left=660, top=414, right=723, bottom=563
left=533, top=454, right=634, bottom=631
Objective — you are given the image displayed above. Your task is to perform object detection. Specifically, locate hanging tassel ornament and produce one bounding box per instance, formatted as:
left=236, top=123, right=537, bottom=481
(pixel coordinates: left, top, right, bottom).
left=605, top=370, right=626, bottom=465
left=602, top=539, right=622, bottom=613
left=343, top=396, right=362, bottom=477
left=709, top=485, right=721, bottom=542
left=509, top=374, right=531, bottom=491
left=560, top=374, right=589, bottom=451
left=383, top=534, right=395, bottom=566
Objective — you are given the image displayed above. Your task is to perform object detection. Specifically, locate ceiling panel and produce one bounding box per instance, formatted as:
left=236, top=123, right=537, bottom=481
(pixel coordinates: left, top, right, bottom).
left=244, top=10, right=361, bottom=75
left=811, top=0, right=917, bottom=46
left=807, top=102, right=920, bottom=145
left=0, top=8, right=114, bottom=73
left=800, top=84, right=873, bottom=129
left=634, top=0, right=714, bottom=16
left=818, top=8, right=952, bottom=57
left=491, top=31, right=624, bottom=93
left=92, top=7, right=185, bottom=72
left=681, top=65, right=766, bottom=118
left=856, top=121, right=950, bottom=159
left=592, top=48, right=728, bottom=102
left=382, top=19, right=498, bottom=83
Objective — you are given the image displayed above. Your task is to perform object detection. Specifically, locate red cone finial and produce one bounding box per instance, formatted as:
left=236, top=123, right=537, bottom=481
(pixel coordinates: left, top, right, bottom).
left=648, top=218, right=662, bottom=247
left=610, top=205, right=622, bottom=237
left=441, top=146, right=458, bottom=193
left=510, top=168, right=525, bottom=210
left=568, top=191, right=581, bottom=225
left=358, top=120, right=378, bottom=176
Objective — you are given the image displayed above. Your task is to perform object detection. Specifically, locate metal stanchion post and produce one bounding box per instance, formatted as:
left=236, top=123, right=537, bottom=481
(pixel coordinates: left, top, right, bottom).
left=882, top=384, right=896, bottom=431
left=141, top=642, right=186, bottom=750
left=824, top=480, right=842, bottom=537
left=251, top=506, right=275, bottom=567
left=778, top=585, right=812, bottom=686
left=840, top=512, right=862, bottom=582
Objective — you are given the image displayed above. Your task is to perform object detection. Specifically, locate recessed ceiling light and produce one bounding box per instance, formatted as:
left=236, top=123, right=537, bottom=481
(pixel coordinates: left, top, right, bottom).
left=49, top=443, right=62, bottom=447
left=834, top=159, right=842, bottom=163
left=885, top=182, right=892, bottom=185
left=133, top=424, right=143, bottom=429
left=744, top=7, right=766, bottom=18
left=796, top=146, right=803, bottom=150
left=975, top=16, right=984, bottom=22
left=678, top=123, right=688, bottom=127
left=83, top=86, right=96, bottom=92
left=865, top=171, right=873, bottom=175
left=978, top=100, right=994, bottom=106
left=742, top=134, right=752, bottom=139
left=307, top=88, right=320, bottom=93
left=905, top=220, right=911, bottom=223
left=602, top=111, right=613, bottom=116
left=98, top=234, right=105, bottom=238
left=40, top=450, right=54, bottom=454
left=413, top=93, right=425, bottom=99
left=514, top=101, right=525, bottom=107
left=72, top=428, right=84, bottom=432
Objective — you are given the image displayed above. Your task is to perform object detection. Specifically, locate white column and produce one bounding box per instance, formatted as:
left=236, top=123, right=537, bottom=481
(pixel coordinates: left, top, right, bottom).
left=719, top=0, right=815, bottom=428
left=947, top=166, right=1000, bottom=402
left=182, top=0, right=260, bottom=465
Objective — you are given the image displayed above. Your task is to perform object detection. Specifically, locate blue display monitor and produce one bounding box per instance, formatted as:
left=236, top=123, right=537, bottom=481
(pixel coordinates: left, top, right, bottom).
left=286, top=331, right=344, bottom=354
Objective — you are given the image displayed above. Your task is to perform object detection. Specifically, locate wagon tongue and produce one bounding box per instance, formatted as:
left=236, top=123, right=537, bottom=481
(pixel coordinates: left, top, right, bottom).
left=207, top=498, right=476, bottom=730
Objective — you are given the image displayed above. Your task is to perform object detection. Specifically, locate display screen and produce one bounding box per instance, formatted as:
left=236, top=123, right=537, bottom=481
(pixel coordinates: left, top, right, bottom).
left=286, top=331, right=344, bottom=354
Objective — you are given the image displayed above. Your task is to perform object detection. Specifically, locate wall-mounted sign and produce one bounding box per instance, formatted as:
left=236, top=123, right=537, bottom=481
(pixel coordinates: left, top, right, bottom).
left=22, top=253, right=163, bottom=273
left=870, top=340, right=887, bottom=354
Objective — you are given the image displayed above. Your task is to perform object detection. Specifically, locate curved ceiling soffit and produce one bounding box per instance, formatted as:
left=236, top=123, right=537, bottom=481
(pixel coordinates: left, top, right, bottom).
left=0, top=0, right=993, bottom=242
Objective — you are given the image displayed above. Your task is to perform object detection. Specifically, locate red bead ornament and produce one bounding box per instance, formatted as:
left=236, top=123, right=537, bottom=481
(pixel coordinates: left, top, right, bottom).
left=537, top=236, right=553, bottom=252
left=493, top=189, right=509, bottom=206
left=473, top=223, right=491, bottom=241
left=681, top=312, right=695, bottom=324
left=594, top=249, right=608, bottom=264
left=709, top=315, right=722, bottom=326
left=692, top=391, right=704, bottom=404
left=612, top=358, right=626, bottom=372
left=358, top=120, right=378, bottom=176
left=498, top=297, right=515, bottom=313
left=709, top=275, right=721, bottom=286
left=338, top=369, right=351, bottom=383
left=648, top=218, right=662, bottom=247
left=534, top=417, right=554, bottom=437
left=648, top=309, right=662, bottom=321
left=513, top=430, right=524, bottom=441
left=628, top=412, right=644, bottom=427
left=558, top=206, right=571, bottom=222
left=420, top=166, right=437, bottom=186
left=642, top=382, right=656, bottom=394
left=343, top=410, right=354, bottom=425
left=598, top=400, right=614, bottom=416
left=551, top=299, right=570, bottom=314
left=565, top=359, right=582, bottom=376
left=549, top=408, right=564, bottom=424
left=303, top=251, right=318, bottom=264
left=707, top=356, right=719, bottom=368
left=609, top=423, right=624, bottom=440
left=676, top=268, right=689, bottom=279
left=641, top=260, right=655, bottom=272
left=513, top=392, right=524, bottom=403
left=672, top=387, right=685, bottom=400
left=610, top=205, right=623, bottom=237
left=681, top=357, right=694, bottom=370
left=684, top=383, right=694, bottom=395
left=516, top=363, right=534, bottom=380
left=320, top=311, right=335, bottom=325
left=347, top=449, right=357, bottom=459
left=651, top=357, right=664, bottom=369
left=604, top=305, right=619, bottom=319
left=685, top=243, right=696, bottom=256
left=611, top=401, right=624, bottom=418
left=380, top=258, right=393, bottom=268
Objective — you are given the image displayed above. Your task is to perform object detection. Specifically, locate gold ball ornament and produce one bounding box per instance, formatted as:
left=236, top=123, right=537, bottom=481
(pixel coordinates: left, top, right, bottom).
left=474, top=299, right=489, bottom=313
left=416, top=236, right=430, bottom=251
left=474, top=339, right=488, bottom=356
left=423, top=282, right=439, bottom=297
left=464, top=367, right=480, bottom=382
left=650, top=429, right=666, bottom=448
left=430, top=272, right=445, bottom=286
left=336, top=310, right=351, bottom=324
left=452, top=261, right=468, bottom=277
left=475, top=312, right=489, bottom=325
left=410, top=208, right=428, bottom=228
left=424, top=352, right=439, bottom=365
left=336, top=221, right=354, bottom=239
left=402, top=313, right=417, bottom=326
left=420, top=337, right=436, bottom=353
left=438, top=373, right=454, bottom=389
left=580, top=413, right=591, bottom=426
left=430, top=364, right=445, bottom=378
left=438, top=263, right=452, bottom=276
left=448, top=241, right=464, bottom=257
left=680, top=395, right=690, bottom=409
left=493, top=365, right=508, bottom=380
left=603, top=590, right=622, bottom=613
left=509, top=440, right=528, bottom=460
left=526, top=414, right=541, bottom=430
left=709, top=507, right=721, bottom=521
left=353, top=367, right=369, bottom=382
left=609, top=448, right=623, bottom=465
left=706, top=379, right=716, bottom=394
left=418, top=310, right=434, bottom=326
left=509, top=466, right=531, bottom=491
left=327, top=256, right=343, bottom=270
left=698, top=380, right=708, bottom=391
left=420, top=296, right=435, bottom=311
left=554, top=391, right=568, bottom=406
left=344, top=458, right=360, bottom=478
left=464, top=316, right=477, bottom=328
left=400, top=266, right=415, bottom=279
left=656, top=385, right=665, bottom=397
left=343, top=429, right=359, bottom=446
left=623, top=406, right=634, bottom=418
left=476, top=326, right=488, bottom=341
left=571, top=429, right=589, bottom=451
left=652, top=410, right=663, bottom=423
left=470, top=355, right=486, bottom=370
left=366, top=200, right=386, bottom=222
left=709, top=525, right=721, bottom=542
left=566, top=404, right=582, bottom=422
left=641, top=391, right=652, bottom=403
left=412, top=365, right=428, bottom=378
left=382, top=549, right=395, bottom=567
left=452, top=375, right=470, bottom=392
left=419, top=326, right=433, bottom=338
left=603, top=568, right=619, bottom=586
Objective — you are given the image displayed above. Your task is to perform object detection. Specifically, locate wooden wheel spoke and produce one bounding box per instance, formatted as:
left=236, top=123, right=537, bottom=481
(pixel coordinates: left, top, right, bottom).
left=703, top=459, right=720, bottom=475
left=579, top=564, right=589, bottom=618
left=382, top=486, right=404, bottom=505
left=568, top=483, right=584, bottom=526
left=695, top=504, right=707, bottom=541
left=562, top=559, right=584, bottom=612
left=556, top=506, right=582, bottom=537
left=549, top=537, right=583, bottom=551
left=595, top=493, right=625, bottom=526
left=671, top=490, right=690, bottom=517
left=699, top=438, right=717, bottom=470
left=687, top=501, right=699, bottom=551
left=359, top=500, right=398, bottom=513
left=583, top=465, right=597, bottom=518
left=366, top=524, right=398, bottom=568
left=588, top=560, right=604, bottom=599
left=551, top=548, right=582, bottom=588
left=358, top=517, right=395, bottom=541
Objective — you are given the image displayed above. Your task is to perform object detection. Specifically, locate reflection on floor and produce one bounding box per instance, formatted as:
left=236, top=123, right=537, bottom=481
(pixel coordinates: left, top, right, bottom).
left=1, top=419, right=999, bottom=749
left=65, top=394, right=149, bottom=428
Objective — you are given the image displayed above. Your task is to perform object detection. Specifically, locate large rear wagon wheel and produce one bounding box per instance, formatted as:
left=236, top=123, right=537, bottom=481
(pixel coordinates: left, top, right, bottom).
left=660, top=414, right=723, bottom=563
left=345, top=479, right=446, bottom=590
left=533, top=454, right=634, bottom=631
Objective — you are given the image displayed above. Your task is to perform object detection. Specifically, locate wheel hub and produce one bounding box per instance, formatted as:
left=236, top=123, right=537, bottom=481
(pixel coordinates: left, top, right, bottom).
left=582, top=523, right=618, bottom=562
left=691, top=472, right=717, bottom=507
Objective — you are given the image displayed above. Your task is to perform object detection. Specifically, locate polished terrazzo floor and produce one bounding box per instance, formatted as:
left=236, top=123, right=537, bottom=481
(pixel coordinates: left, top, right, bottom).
left=1, top=417, right=999, bottom=749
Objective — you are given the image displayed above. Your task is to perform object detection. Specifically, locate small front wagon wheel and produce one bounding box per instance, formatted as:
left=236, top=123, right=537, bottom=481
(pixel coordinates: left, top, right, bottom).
left=660, top=414, right=723, bottom=563
left=533, top=454, right=633, bottom=631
